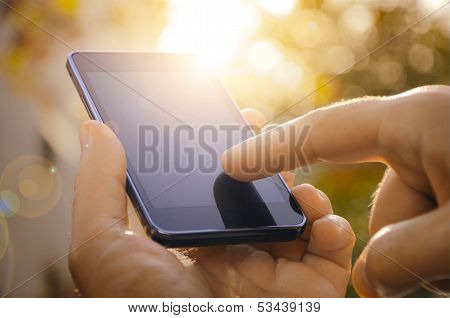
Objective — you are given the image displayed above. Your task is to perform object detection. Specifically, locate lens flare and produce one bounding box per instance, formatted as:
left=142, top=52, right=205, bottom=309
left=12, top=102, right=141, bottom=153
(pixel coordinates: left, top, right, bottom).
left=0, top=191, right=20, bottom=217
left=18, top=179, right=38, bottom=198
left=338, top=4, right=376, bottom=41
left=246, top=41, right=283, bottom=74
left=324, top=45, right=355, bottom=74
left=292, top=10, right=336, bottom=48
left=0, top=155, right=62, bottom=218
left=158, top=0, right=261, bottom=70
left=273, top=61, right=303, bottom=90
left=259, top=0, right=297, bottom=18
left=408, top=44, right=434, bottom=73
left=18, top=164, right=54, bottom=201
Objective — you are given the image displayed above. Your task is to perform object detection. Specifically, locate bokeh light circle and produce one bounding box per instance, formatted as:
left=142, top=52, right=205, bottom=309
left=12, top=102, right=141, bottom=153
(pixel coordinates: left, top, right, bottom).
left=0, top=155, right=62, bottom=218
left=18, top=165, right=54, bottom=200
left=0, top=191, right=20, bottom=217
left=408, top=44, right=434, bottom=73
left=18, top=179, right=38, bottom=198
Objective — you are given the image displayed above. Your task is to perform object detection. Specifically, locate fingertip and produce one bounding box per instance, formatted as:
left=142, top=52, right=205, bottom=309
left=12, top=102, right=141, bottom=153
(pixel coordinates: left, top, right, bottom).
left=83, top=120, right=119, bottom=141
left=74, top=120, right=126, bottom=204
left=280, top=171, right=295, bottom=188
left=223, top=107, right=267, bottom=180
left=306, top=214, right=355, bottom=270
left=79, top=120, right=117, bottom=150
left=220, top=144, right=262, bottom=182
left=311, top=215, right=355, bottom=252
left=80, top=120, right=107, bottom=135
left=292, top=184, right=333, bottom=222
left=74, top=119, right=128, bottom=232
left=291, top=183, right=317, bottom=197
left=80, top=119, right=99, bottom=130
left=352, top=255, right=378, bottom=298
left=220, top=147, right=241, bottom=180
left=79, top=120, right=94, bottom=149
left=80, top=120, right=125, bottom=163
left=241, top=108, right=267, bottom=130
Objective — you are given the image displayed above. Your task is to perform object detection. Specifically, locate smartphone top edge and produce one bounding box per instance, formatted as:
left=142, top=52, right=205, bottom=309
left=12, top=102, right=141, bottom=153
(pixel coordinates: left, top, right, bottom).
left=67, top=50, right=197, bottom=59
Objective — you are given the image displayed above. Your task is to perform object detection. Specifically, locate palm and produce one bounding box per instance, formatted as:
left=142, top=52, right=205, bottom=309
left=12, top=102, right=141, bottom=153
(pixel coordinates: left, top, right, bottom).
left=76, top=182, right=353, bottom=298
left=82, top=234, right=349, bottom=297
left=184, top=240, right=349, bottom=297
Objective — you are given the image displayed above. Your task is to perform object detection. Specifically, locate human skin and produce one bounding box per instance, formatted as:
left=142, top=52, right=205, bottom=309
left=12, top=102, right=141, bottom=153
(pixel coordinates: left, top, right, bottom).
left=222, top=85, right=450, bottom=297
left=69, top=110, right=355, bottom=297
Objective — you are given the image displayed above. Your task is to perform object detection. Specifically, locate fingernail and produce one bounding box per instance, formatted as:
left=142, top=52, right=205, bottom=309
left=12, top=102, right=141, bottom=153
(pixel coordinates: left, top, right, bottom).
left=79, top=122, right=91, bottom=153
left=318, top=189, right=328, bottom=200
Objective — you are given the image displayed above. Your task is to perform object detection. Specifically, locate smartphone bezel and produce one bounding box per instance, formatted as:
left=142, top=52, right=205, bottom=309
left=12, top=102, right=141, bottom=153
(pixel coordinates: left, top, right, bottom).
left=66, top=51, right=307, bottom=246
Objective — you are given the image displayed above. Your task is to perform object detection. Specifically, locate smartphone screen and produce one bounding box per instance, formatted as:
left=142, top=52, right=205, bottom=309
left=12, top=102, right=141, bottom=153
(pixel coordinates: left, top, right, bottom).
left=71, top=53, right=305, bottom=233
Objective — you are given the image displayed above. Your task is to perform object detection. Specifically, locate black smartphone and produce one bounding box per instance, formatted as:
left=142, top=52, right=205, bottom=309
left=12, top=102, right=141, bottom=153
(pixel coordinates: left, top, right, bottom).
left=67, top=51, right=306, bottom=247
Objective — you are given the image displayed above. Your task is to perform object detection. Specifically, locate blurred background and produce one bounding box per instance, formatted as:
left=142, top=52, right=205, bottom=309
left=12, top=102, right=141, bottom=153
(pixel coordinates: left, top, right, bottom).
left=0, top=0, right=448, bottom=297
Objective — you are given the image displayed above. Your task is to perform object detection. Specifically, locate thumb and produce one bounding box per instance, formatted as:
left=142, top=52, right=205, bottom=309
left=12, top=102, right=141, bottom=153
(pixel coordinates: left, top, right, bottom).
left=71, top=120, right=128, bottom=247
left=352, top=203, right=450, bottom=297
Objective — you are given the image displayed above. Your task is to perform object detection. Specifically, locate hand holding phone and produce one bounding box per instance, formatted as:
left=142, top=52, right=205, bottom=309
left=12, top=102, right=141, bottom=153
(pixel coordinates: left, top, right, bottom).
left=69, top=115, right=355, bottom=297
left=67, top=52, right=306, bottom=246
